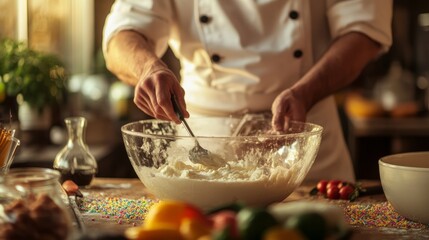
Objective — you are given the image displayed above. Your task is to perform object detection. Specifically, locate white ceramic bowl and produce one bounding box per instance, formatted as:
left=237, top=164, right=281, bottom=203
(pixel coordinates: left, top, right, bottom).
left=379, top=151, right=429, bottom=224
left=122, top=116, right=323, bottom=210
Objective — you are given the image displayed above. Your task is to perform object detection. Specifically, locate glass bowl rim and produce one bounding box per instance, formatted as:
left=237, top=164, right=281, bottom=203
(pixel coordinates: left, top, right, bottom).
left=121, top=118, right=323, bottom=140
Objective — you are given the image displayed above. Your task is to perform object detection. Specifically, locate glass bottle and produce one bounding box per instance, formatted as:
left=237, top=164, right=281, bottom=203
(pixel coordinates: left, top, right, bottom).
left=53, top=117, right=97, bottom=186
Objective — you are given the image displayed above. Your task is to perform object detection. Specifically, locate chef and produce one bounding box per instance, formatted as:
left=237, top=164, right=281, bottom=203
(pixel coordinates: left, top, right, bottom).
left=102, top=0, right=392, bottom=182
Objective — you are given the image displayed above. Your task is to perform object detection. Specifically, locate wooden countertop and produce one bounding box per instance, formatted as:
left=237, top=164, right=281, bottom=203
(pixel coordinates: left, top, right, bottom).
left=76, top=178, right=429, bottom=239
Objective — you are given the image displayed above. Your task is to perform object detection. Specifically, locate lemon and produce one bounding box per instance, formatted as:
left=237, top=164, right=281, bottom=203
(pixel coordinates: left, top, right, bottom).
left=285, top=212, right=327, bottom=240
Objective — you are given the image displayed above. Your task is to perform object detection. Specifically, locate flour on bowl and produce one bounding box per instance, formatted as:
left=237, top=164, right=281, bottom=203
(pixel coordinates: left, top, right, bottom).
left=135, top=142, right=305, bottom=210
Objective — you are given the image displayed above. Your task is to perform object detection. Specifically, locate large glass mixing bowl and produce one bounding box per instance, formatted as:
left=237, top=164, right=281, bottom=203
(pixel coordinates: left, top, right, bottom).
left=121, top=116, right=323, bottom=210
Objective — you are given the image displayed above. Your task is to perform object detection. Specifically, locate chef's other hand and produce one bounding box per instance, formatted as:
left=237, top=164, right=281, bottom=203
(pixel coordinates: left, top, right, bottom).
left=134, top=62, right=189, bottom=124
left=271, top=89, right=307, bottom=131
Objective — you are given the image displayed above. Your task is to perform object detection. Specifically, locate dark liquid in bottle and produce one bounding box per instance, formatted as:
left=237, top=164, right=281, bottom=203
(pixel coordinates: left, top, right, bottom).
left=55, top=168, right=95, bottom=186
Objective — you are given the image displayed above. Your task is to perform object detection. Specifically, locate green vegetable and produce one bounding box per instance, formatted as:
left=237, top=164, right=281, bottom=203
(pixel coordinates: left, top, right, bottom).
left=237, top=207, right=278, bottom=240
left=284, top=212, right=327, bottom=240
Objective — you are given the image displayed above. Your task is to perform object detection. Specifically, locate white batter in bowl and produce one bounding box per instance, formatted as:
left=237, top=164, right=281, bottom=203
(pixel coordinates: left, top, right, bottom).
left=122, top=116, right=323, bottom=209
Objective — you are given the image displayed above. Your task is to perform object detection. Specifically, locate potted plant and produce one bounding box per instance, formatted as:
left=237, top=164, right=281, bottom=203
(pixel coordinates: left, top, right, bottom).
left=0, top=38, right=67, bottom=130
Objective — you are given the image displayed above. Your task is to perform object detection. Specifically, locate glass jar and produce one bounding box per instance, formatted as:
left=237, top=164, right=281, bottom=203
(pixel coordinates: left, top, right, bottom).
left=53, top=117, right=97, bottom=186
left=0, top=168, right=73, bottom=240
left=0, top=175, right=21, bottom=210
left=0, top=136, right=20, bottom=175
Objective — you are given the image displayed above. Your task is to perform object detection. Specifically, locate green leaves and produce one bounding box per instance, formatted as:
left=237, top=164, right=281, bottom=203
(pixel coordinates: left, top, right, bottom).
left=0, top=38, right=67, bottom=111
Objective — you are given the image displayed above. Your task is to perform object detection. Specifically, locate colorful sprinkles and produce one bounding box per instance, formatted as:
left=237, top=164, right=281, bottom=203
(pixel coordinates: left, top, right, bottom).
left=79, top=197, right=157, bottom=221
left=78, top=193, right=428, bottom=230
left=344, top=202, right=427, bottom=229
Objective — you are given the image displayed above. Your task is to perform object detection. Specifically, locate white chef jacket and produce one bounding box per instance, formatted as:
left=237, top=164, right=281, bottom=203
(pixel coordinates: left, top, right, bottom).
left=103, top=0, right=392, bottom=182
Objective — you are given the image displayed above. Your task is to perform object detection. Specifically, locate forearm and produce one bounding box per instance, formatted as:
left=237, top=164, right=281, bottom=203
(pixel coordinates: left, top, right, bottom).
left=104, top=30, right=166, bottom=86
left=290, top=32, right=381, bottom=111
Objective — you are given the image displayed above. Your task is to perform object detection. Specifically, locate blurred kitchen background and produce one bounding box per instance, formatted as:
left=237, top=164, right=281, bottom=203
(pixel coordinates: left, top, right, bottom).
left=0, top=0, right=428, bottom=180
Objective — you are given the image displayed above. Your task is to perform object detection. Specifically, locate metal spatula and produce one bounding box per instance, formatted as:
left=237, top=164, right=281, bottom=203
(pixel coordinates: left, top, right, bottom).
left=171, top=95, right=221, bottom=166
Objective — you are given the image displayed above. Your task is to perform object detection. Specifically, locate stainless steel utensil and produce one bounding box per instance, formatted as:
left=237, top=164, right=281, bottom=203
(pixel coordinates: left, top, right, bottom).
left=67, top=193, right=86, bottom=232
left=171, top=95, right=224, bottom=167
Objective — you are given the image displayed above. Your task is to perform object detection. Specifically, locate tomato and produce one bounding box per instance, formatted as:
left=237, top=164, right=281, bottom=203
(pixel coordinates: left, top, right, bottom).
left=326, top=180, right=342, bottom=190
left=339, top=185, right=355, bottom=200
left=326, top=186, right=340, bottom=199
left=284, top=212, right=327, bottom=240
left=337, top=181, right=354, bottom=189
left=183, top=204, right=211, bottom=225
left=209, top=210, right=238, bottom=238
left=237, top=207, right=278, bottom=240
left=316, top=180, right=328, bottom=194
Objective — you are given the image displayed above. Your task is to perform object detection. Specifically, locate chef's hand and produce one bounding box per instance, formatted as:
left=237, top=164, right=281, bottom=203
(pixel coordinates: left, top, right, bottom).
left=271, top=33, right=382, bottom=131
left=271, top=88, right=307, bottom=131
left=134, top=60, right=189, bottom=124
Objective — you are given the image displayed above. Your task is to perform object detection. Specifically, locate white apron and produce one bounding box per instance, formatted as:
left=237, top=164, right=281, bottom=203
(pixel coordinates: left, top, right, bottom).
left=103, top=0, right=392, bottom=182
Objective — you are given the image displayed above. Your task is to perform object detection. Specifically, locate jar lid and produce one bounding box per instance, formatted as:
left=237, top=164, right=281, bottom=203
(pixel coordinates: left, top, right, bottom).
left=5, top=168, right=60, bottom=186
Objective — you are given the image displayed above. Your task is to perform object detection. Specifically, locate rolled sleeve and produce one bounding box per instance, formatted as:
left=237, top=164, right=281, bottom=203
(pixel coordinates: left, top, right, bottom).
left=103, top=0, right=173, bottom=57
left=328, top=0, right=393, bottom=52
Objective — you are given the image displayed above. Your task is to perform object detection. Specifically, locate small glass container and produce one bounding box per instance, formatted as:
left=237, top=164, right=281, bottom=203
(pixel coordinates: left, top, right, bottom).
left=0, top=137, right=20, bottom=176
left=0, top=175, right=21, bottom=214
left=0, top=168, right=72, bottom=239
left=53, top=117, right=97, bottom=186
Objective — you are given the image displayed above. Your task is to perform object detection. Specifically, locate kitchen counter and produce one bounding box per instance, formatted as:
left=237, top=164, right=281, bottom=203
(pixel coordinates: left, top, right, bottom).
left=76, top=178, right=429, bottom=240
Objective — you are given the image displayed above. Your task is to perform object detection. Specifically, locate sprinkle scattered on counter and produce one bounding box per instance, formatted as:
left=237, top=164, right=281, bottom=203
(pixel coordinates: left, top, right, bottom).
left=344, top=202, right=427, bottom=229
left=79, top=197, right=157, bottom=221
